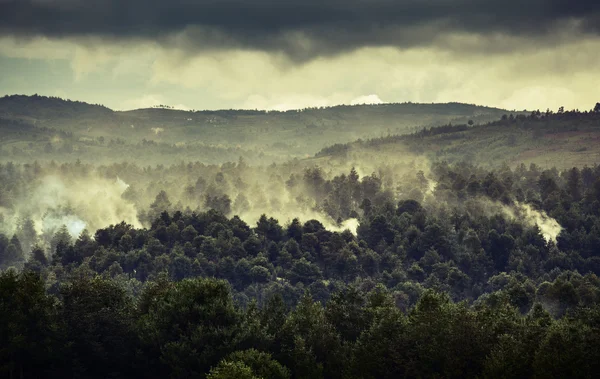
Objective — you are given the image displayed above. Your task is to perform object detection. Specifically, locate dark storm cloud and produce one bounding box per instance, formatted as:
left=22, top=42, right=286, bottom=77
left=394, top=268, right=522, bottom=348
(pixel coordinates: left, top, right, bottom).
left=1, top=0, right=599, bottom=59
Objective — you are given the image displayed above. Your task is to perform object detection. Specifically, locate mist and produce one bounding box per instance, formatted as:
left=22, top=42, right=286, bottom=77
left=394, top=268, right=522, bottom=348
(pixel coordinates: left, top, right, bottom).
left=0, top=172, right=141, bottom=253
left=0, top=144, right=567, bottom=260
left=2, top=1, right=600, bottom=377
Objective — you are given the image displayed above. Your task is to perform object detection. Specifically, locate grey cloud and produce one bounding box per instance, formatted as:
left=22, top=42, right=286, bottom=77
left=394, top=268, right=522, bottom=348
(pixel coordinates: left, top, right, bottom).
left=1, top=0, right=599, bottom=60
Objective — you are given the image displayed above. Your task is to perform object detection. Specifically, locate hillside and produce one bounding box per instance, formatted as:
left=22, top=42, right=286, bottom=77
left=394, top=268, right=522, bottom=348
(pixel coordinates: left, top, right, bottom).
left=0, top=94, right=514, bottom=165
left=0, top=94, right=113, bottom=121
left=315, top=109, right=600, bottom=170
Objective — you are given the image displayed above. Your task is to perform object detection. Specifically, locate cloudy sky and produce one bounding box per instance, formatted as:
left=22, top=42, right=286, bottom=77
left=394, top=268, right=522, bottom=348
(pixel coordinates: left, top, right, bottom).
left=1, top=0, right=599, bottom=111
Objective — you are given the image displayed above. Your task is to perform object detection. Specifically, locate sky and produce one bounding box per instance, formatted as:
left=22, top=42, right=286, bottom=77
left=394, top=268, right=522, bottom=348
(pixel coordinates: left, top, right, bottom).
left=1, top=0, right=599, bottom=111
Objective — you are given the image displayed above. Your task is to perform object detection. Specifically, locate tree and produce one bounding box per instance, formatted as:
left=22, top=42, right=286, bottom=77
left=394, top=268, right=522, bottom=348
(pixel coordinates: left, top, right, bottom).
left=181, top=225, right=198, bottom=242
left=17, top=217, right=37, bottom=254
left=325, top=287, right=368, bottom=342
left=53, top=226, right=79, bottom=266
left=60, top=277, right=136, bottom=378
left=288, top=258, right=322, bottom=285
left=23, top=245, right=48, bottom=273
left=249, top=265, right=270, bottom=283
left=2, top=242, right=23, bottom=268
left=566, top=167, right=582, bottom=201
left=397, top=199, right=422, bottom=215
left=407, top=291, right=490, bottom=378
left=137, top=278, right=243, bottom=377
left=260, top=293, right=288, bottom=345
left=488, top=230, right=515, bottom=271
left=224, top=349, right=290, bottom=379
left=148, top=190, right=171, bottom=222
left=0, top=271, right=61, bottom=378
left=279, top=293, right=344, bottom=379
left=363, top=215, right=394, bottom=248
left=51, top=226, right=72, bottom=255
left=169, top=255, right=193, bottom=280
left=205, top=194, right=232, bottom=215
left=256, top=215, right=283, bottom=242
left=206, top=361, right=258, bottom=379
left=352, top=306, right=408, bottom=379
left=533, top=319, right=598, bottom=378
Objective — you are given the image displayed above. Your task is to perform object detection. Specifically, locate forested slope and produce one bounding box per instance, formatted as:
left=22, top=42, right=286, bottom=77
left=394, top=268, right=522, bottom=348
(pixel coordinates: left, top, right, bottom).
left=2, top=99, right=600, bottom=378
left=0, top=94, right=513, bottom=164
left=3, top=156, right=600, bottom=377
left=317, top=106, right=600, bottom=170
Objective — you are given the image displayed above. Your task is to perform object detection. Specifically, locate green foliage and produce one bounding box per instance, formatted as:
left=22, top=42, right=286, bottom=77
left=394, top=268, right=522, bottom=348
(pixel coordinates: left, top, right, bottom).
left=2, top=268, right=600, bottom=378
left=225, top=349, right=290, bottom=379
left=0, top=271, right=60, bottom=378
left=206, top=360, right=259, bottom=379
left=2, top=106, right=600, bottom=377
left=60, top=276, right=136, bottom=378
left=136, top=277, right=243, bottom=377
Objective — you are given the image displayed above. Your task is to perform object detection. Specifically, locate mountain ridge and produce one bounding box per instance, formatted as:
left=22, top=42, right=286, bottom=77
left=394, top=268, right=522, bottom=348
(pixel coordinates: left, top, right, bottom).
left=0, top=93, right=517, bottom=165
left=1, top=93, right=514, bottom=115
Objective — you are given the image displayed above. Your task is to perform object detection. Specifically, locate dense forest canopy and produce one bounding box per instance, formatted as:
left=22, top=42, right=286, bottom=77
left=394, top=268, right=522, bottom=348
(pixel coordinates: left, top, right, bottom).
left=2, top=98, right=600, bottom=378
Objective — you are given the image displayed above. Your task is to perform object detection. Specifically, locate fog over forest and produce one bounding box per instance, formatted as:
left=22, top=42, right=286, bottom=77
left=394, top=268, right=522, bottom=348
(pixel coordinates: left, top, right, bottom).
left=0, top=145, right=563, bottom=253
left=3, top=0, right=600, bottom=378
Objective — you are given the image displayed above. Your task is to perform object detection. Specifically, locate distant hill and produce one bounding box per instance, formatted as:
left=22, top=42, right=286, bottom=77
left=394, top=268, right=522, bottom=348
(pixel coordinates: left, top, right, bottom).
left=0, top=94, right=112, bottom=120
left=0, top=94, right=516, bottom=164
left=314, top=109, right=600, bottom=170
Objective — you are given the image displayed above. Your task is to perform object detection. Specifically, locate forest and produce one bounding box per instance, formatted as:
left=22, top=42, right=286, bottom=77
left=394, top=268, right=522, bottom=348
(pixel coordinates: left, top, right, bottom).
left=2, top=102, right=600, bottom=378
left=0, top=95, right=513, bottom=165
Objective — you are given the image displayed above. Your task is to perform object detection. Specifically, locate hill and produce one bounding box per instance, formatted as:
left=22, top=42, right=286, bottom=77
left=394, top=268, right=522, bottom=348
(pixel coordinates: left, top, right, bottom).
left=0, top=94, right=112, bottom=121
left=315, top=109, right=600, bottom=170
left=0, top=94, right=514, bottom=165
